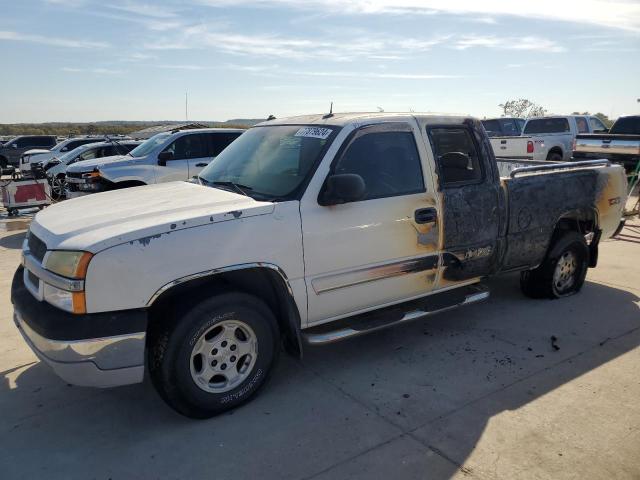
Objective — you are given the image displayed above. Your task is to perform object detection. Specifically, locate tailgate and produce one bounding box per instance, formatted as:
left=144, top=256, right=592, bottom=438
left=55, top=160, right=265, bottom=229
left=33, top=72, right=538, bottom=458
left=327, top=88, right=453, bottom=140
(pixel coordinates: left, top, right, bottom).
left=489, top=136, right=533, bottom=160
left=575, top=134, right=640, bottom=156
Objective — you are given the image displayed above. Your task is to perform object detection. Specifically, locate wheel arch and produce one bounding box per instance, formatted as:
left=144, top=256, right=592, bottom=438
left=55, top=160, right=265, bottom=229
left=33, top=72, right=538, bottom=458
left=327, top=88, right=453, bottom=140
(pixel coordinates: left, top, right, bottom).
left=546, top=146, right=563, bottom=159
left=548, top=207, right=600, bottom=267
left=147, top=264, right=303, bottom=358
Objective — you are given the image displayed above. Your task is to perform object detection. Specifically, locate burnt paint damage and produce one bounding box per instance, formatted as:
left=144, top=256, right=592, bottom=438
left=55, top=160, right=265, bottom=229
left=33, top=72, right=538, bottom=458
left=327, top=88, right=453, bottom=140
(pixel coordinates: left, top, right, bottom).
left=437, top=119, right=504, bottom=281
left=500, top=168, right=602, bottom=270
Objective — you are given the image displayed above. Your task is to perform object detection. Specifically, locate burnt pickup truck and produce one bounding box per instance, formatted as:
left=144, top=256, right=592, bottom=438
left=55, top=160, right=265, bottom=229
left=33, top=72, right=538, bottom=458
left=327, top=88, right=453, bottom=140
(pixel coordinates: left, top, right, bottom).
left=573, top=115, right=640, bottom=171
left=12, top=113, right=627, bottom=418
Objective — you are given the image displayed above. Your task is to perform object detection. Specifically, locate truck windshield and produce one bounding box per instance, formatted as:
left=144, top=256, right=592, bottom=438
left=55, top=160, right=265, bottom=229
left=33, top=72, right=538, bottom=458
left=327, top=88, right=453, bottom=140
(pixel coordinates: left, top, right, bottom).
left=129, top=132, right=172, bottom=158
left=198, top=125, right=338, bottom=200
left=610, top=116, right=640, bottom=135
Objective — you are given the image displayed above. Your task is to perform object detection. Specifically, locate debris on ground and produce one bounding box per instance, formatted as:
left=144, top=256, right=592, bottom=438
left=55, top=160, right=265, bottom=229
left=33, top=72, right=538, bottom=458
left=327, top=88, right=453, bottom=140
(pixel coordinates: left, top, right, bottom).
left=551, top=335, right=560, bottom=351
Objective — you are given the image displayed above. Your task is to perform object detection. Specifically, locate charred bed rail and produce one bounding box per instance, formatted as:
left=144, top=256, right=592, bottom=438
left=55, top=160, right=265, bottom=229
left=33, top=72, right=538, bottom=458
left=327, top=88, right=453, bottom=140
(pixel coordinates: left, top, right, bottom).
left=509, top=159, right=611, bottom=178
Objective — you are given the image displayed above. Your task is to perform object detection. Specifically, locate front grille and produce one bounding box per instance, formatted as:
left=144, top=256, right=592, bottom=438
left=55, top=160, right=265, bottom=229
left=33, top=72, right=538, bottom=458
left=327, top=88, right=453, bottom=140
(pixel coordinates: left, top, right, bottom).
left=28, top=233, right=47, bottom=263
left=66, top=171, right=83, bottom=179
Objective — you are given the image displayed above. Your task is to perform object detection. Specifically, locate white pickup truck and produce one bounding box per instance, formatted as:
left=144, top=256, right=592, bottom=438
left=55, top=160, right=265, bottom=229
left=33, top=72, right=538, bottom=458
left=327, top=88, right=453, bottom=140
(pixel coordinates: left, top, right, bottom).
left=12, top=113, right=627, bottom=418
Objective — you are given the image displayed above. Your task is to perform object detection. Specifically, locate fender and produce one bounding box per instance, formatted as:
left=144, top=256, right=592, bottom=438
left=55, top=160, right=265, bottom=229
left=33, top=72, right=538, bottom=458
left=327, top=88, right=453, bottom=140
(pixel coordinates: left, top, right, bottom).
left=147, top=262, right=304, bottom=357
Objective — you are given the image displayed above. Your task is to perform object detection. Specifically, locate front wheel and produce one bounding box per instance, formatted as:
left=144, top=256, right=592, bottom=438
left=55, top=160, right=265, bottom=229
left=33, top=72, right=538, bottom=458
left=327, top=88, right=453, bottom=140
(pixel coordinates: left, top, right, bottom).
left=520, top=231, right=589, bottom=299
left=148, top=292, right=280, bottom=418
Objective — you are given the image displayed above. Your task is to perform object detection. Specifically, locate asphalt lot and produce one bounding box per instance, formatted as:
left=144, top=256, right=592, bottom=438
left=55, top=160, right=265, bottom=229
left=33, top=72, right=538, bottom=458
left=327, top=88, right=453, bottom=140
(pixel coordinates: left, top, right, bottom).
left=0, top=209, right=639, bottom=480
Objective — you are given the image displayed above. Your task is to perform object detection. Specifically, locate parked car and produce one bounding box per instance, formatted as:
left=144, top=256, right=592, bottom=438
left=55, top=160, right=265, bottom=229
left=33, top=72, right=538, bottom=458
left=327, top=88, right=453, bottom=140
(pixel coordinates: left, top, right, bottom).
left=42, top=140, right=142, bottom=198
left=522, top=115, right=609, bottom=161
left=20, top=136, right=109, bottom=174
left=64, top=128, right=244, bottom=198
left=12, top=113, right=626, bottom=418
left=481, top=117, right=525, bottom=137
left=573, top=115, right=640, bottom=171
left=0, top=135, right=57, bottom=168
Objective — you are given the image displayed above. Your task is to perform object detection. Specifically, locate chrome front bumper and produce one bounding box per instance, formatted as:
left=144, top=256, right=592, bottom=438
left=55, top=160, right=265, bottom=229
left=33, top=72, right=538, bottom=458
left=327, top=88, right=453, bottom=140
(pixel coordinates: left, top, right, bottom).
left=14, top=310, right=146, bottom=388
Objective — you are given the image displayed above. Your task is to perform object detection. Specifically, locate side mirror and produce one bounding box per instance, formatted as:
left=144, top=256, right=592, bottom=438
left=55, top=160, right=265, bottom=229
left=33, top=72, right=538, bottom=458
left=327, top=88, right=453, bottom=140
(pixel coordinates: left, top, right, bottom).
left=157, top=151, right=173, bottom=166
left=61, top=147, right=68, bottom=152
left=11, top=144, right=17, bottom=149
left=320, top=173, right=366, bottom=206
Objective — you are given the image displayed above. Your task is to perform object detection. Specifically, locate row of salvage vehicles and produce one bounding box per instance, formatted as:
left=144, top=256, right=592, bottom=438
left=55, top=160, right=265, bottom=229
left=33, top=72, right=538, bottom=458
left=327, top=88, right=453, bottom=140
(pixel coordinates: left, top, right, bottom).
left=10, top=112, right=632, bottom=418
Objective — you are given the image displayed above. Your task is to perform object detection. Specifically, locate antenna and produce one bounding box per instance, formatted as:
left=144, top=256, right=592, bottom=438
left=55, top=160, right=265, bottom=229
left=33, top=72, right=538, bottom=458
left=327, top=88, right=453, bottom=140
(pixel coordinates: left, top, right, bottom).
left=322, top=101, right=334, bottom=119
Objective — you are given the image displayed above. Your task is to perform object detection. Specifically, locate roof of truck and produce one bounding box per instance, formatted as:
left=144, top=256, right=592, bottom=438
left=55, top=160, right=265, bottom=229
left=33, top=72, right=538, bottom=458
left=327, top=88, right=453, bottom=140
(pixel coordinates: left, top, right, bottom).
left=257, top=112, right=473, bottom=127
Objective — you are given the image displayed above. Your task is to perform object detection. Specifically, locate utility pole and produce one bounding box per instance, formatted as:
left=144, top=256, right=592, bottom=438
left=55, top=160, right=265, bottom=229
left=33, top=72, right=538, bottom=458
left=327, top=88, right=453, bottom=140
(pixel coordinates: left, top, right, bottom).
left=185, top=92, right=189, bottom=121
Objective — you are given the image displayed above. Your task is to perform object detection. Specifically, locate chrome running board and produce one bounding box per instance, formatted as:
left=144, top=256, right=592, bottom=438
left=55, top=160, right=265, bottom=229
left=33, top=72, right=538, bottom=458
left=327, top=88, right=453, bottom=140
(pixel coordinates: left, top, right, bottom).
left=302, top=284, right=489, bottom=345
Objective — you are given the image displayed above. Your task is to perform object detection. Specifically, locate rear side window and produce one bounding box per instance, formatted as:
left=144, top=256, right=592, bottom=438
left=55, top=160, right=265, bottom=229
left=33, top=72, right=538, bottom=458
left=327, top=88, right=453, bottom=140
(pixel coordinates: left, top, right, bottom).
left=524, top=118, right=570, bottom=134
left=610, top=116, right=640, bottom=135
left=588, top=117, right=607, bottom=132
left=163, top=134, right=207, bottom=160
left=576, top=117, right=589, bottom=133
left=334, top=130, right=425, bottom=201
left=428, top=127, right=483, bottom=187
left=207, top=132, right=242, bottom=157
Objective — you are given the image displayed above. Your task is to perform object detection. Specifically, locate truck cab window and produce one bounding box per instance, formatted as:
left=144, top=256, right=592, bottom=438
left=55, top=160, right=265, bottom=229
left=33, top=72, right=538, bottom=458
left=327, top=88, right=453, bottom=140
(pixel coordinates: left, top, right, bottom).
left=164, top=134, right=206, bottom=160
left=428, top=127, right=483, bottom=186
left=576, top=117, right=589, bottom=133
left=334, top=130, right=425, bottom=201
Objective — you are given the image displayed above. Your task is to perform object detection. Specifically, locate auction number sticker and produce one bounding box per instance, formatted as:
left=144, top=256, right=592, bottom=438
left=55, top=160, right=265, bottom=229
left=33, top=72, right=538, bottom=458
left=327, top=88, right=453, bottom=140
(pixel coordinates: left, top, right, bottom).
left=294, top=127, right=332, bottom=139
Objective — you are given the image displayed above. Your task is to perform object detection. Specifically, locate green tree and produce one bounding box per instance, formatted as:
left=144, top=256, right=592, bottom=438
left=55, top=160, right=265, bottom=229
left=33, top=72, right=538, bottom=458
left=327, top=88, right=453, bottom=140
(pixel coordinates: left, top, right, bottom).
left=499, top=98, right=547, bottom=118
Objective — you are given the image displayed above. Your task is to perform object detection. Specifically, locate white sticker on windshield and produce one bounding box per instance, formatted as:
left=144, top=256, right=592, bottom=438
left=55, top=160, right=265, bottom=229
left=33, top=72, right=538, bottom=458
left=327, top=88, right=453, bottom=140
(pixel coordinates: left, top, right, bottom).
left=294, top=127, right=332, bottom=139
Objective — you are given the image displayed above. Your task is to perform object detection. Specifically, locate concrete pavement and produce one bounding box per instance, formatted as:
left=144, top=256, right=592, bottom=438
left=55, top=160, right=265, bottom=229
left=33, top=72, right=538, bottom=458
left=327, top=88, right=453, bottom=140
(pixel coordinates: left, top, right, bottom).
left=1, top=211, right=638, bottom=480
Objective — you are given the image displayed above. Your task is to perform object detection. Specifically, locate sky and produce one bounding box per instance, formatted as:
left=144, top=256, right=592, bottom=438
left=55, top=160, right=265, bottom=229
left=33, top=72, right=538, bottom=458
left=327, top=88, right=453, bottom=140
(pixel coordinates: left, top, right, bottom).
left=0, top=0, right=639, bottom=123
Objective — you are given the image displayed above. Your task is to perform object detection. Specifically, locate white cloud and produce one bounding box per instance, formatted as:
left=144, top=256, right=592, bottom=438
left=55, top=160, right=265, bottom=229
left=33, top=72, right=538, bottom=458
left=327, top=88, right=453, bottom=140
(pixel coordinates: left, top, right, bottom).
left=61, top=67, right=122, bottom=74
left=106, top=2, right=179, bottom=19
left=145, top=26, right=450, bottom=61
left=0, top=30, right=109, bottom=48
left=454, top=35, right=565, bottom=53
left=197, top=0, right=640, bottom=32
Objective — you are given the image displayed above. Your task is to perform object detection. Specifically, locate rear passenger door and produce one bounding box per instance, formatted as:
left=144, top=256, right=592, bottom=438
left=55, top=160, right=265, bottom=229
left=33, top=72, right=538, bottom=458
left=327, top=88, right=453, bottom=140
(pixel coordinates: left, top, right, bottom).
left=426, top=124, right=502, bottom=287
left=157, top=133, right=207, bottom=182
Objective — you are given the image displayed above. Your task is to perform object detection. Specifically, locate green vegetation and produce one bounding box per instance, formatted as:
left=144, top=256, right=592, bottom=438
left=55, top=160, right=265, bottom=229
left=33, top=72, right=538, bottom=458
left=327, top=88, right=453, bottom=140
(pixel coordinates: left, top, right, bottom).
left=0, top=121, right=255, bottom=137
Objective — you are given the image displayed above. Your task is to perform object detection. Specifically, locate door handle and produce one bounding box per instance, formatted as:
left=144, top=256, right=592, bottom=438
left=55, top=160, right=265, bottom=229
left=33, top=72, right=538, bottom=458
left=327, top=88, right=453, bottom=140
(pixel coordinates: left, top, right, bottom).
left=195, top=163, right=208, bottom=167
left=415, top=207, right=437, bottom=224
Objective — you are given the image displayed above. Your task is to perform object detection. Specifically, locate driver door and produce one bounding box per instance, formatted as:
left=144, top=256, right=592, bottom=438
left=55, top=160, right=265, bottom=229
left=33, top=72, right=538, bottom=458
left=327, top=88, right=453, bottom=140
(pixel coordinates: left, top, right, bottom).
left=155, top=133, right=206, bottom=183
left=300, top=122, right=441, bottom=325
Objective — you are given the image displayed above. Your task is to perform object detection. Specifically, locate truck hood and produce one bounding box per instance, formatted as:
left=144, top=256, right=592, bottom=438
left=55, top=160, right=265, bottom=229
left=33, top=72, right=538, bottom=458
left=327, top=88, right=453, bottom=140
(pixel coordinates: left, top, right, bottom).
left=30, top=181, right=274, bottom=252
left=65, top=154, right=139, bottom=173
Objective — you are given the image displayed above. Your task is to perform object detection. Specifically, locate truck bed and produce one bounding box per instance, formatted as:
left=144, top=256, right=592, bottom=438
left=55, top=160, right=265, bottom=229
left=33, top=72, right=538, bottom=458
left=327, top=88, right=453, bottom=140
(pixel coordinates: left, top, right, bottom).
left=494, top=159, right=626, bottom=270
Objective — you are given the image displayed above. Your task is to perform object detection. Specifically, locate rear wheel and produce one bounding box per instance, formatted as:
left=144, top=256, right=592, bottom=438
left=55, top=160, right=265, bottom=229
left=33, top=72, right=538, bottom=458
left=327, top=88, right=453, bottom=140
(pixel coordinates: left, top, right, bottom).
left=520, top=231, right=589, bottom=299
left=148, top=292, right=280, bottom=418
left=547, top=151, right=563, bottom=162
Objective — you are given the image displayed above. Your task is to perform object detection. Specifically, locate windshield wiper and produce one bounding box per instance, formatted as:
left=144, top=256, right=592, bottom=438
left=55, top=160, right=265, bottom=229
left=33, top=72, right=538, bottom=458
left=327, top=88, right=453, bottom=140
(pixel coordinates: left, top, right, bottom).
left=209, top=180, right=253, bottom=197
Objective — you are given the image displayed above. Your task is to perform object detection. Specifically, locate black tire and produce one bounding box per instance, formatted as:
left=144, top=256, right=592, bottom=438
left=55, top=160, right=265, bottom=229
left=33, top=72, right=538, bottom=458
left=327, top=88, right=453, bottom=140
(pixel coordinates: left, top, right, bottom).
left=0, top=156, right=8, bottom=169
left=520, top=231, right=589, bottom=299
left=148, top=292, right=280, bottom=419
left=50, top=175, right=66, bottom=200
left=547, top=151, right=563, bottom=162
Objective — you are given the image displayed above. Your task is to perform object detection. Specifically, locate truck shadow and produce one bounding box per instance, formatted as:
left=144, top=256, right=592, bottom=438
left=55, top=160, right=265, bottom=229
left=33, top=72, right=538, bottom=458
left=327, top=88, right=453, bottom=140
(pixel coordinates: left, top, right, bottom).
left=0, top=232, right=26, bottom=249
left=1, top=275, right=638, bottom=479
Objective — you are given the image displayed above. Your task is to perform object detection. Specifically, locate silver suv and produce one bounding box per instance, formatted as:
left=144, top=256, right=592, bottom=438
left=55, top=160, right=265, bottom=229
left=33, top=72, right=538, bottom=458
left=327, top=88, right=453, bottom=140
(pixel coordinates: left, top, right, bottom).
left=65, top=128, right=244, bottom=197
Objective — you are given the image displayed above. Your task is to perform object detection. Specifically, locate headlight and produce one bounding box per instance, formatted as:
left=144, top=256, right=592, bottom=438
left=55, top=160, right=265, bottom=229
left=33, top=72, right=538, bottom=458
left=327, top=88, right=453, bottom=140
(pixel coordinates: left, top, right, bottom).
left=44, top=250, right=93, bottom=279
